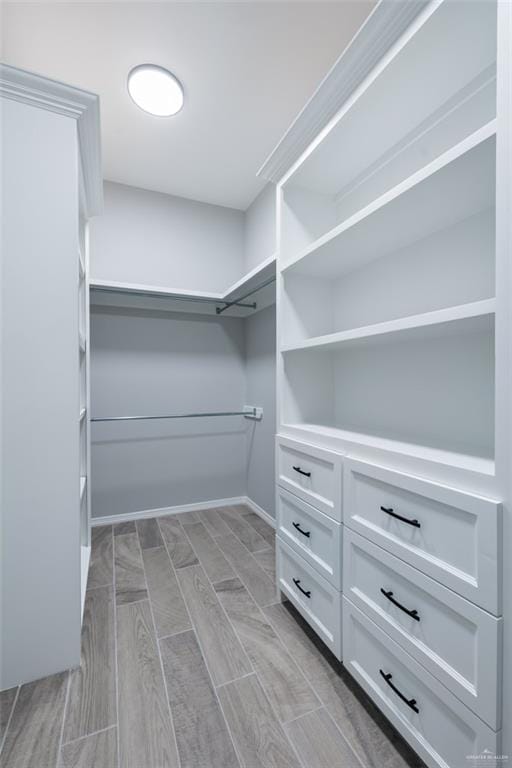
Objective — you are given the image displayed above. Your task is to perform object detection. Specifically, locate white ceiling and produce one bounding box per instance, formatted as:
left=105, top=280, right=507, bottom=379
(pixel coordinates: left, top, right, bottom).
left=2, top=1, right=373, bottom=210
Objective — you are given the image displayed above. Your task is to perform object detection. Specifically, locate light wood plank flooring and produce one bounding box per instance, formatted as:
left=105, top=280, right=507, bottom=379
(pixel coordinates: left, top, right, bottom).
left=0, top=504, right=424, bottom=768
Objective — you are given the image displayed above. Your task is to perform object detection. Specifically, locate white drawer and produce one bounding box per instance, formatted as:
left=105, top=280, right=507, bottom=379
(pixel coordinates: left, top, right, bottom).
left=344, top=528, right=502, bottom=729
left=343, top=600, right=501, bottom=768
left=344, top=458, right=501, bottom=615
left=276, top=537, right=342, bottom=659
left=277, top=435, right=342, bottom=521
left=277, top=487, right=342, bottom=589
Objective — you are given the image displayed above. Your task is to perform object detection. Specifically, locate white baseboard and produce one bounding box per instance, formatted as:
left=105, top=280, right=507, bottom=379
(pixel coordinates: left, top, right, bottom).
left=91, top=494, right=276, bottom=529
left=243, top=496, right=276, bottom=529
left=91, top=496, right=247, bottom=527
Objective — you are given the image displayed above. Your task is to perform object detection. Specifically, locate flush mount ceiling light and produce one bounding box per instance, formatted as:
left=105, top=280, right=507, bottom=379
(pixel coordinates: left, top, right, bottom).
left=127, top=64, right=184, bottom=117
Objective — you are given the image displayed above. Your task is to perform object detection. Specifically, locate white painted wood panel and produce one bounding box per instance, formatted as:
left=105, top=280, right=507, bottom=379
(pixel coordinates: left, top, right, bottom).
left=279, top=0, right=497, bottom=255
left=343, top=458, right=502, bottom=615
left=283, top=325, right=495, bottom=466
left=1, top=97, right=81, bottom=688
left=276, top=537, right=342, bottom=659
left=343, top=599, right=501, bottom=768
left=277, top=487, right=342, bottom=589
left=276, top=435, right=342, bottom=520
left=282, top=125, right=495, bottom=276
left=344, top=528, right=502, bottom=729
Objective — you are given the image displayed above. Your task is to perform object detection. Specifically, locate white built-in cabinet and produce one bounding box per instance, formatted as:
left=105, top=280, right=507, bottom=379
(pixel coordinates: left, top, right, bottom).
left=270, top=1, right=511, bottom=765
left=0, top=65, right=102, bottom=688
left=79, top=213, right=92, bottom=613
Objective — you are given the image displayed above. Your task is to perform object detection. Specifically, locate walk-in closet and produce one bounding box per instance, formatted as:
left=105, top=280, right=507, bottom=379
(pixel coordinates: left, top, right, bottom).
left=2, top=1, right=512, bottom=767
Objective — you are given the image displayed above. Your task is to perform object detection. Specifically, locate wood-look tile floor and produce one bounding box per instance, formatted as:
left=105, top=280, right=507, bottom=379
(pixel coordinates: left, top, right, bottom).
left=0, top=504, right=425, bottom=768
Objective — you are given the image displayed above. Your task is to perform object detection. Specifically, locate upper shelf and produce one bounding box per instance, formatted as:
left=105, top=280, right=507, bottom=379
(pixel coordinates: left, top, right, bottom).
left=281, top=0, right=496, bottom=199
left=281, top=299, right=496, bottom=354
left=282, top=122, right=496, bottom=279
left=90, top=254, right=276, bottom=317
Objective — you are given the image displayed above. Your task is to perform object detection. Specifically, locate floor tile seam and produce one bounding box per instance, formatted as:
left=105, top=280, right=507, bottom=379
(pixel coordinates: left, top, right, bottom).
left=263, top=605, right=372, bottom=768
left=139, top=546, right=182, bottom=768
left=158, top=534, right=244, bottom=768
left=112, top=523, right=121, bottom=768
left=0, top=685, right=20, bottom=757
left=60, top=724, right=117, bottom=749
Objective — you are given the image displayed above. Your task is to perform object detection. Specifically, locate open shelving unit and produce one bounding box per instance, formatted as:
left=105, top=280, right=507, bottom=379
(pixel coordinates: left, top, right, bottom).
left=277, top=0, right=498, bottom=482
left=78, top=224, right=91, bottom=617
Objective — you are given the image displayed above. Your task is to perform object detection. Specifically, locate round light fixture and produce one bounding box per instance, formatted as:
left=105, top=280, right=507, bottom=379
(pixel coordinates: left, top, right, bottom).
left=127, top=64, right=184, bottom=117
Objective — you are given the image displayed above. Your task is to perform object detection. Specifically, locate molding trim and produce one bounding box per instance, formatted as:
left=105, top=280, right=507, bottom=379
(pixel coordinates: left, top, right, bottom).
left=0, top=64, right=103, bottom=217
left=91, top=494, right=276, bottom=528
left=244, top=497, right=276, bottom=529
left=91, top=496, right=248, bottom=527
left=257, top=0, right=429, bottom=183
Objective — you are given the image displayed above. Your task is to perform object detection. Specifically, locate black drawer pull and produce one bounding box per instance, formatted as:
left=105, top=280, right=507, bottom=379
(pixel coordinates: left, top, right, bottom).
left=381, top=589, right=420, bottom=621
left=381, top=506, right=420, bottom=528
left=292, top=521, right=311, bottom=538
left=293, top=466, right=311, bottom=478
left=379, top=670, right=419, bottom=713
left=293, top=578, right=311, bottom=598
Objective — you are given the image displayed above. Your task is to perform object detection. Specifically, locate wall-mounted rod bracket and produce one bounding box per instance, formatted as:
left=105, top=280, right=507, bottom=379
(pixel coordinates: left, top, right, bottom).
left=243, top=405, right=263, bottom=420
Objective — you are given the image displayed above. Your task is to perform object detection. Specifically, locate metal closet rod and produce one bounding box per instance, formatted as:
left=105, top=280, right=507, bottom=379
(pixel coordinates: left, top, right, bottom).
left=92, top=284, right=256, bottom=310
left=91, top=408, right=256, bottom=423
left=92, top=275, right=276, bottom=313
left=216, top=275, right=276, bottom=315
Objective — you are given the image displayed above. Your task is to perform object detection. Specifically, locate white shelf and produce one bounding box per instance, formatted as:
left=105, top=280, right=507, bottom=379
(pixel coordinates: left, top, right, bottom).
left=223, top=253, right=276, bottom=301
left=278, top=0, right=496, bottom=197
left=282, top=299, right=495, bottom=354
left=80, top=475, right=86, bottom=501
left=283, top=422, right=495, bottom=477
left=90, top=278, right=223, bottom=301
left=282, top=121, right=496, bottom=279
left=89, top=255, right=276, bottom=316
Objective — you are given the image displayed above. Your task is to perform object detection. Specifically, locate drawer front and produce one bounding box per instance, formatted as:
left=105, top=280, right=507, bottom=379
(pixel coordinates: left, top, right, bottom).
left=344, top=528, right=501, bottom=729
left=344, top=458, right=501, bottom=614
left=276, top=538, right=342, bottom=659
left=277, top=436, right=342, bottom=521
left=277, top=487, right=342, bottom=589
left=343, top=600, right=500, bottom=768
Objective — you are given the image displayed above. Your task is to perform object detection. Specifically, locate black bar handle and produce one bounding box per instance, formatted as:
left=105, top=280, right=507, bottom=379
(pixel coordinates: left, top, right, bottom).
left=292, top=522, right=311, bottom=538
left=293, top=466, right=311, bottom=478
left=381, top=506, right=421, bottom=528
left=379, top=670, right=419, bottom=713
left=381, top=589, right=420, bottom=621
left=292, top=578, right=311, bottom=598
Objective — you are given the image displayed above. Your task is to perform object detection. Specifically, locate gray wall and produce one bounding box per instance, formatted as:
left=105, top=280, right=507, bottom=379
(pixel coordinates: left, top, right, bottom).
left=90, top=307, right=247, bottom=518
left=90, top=181, right=245, bottom=292
left=245, top=305, right=277, bottom=517
left=89, top=180, right=277, bottom=521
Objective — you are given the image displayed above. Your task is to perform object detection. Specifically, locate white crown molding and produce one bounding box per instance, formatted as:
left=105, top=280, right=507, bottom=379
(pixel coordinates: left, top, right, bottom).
left=0, top=64, right=103, bottom=217
left=257, top=0, right=430, bottom=184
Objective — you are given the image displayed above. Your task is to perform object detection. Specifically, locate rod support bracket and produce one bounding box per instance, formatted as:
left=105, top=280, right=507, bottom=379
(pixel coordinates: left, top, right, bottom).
left=243, top=405, right=263, bottom=420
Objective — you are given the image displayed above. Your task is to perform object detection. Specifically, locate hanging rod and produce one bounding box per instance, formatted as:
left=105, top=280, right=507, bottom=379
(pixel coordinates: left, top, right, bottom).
left=91, top=283, right=256, bottom=311
left=216, top=275, right=276, bottom=315
left=91, top=406, right=263, bottom=422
